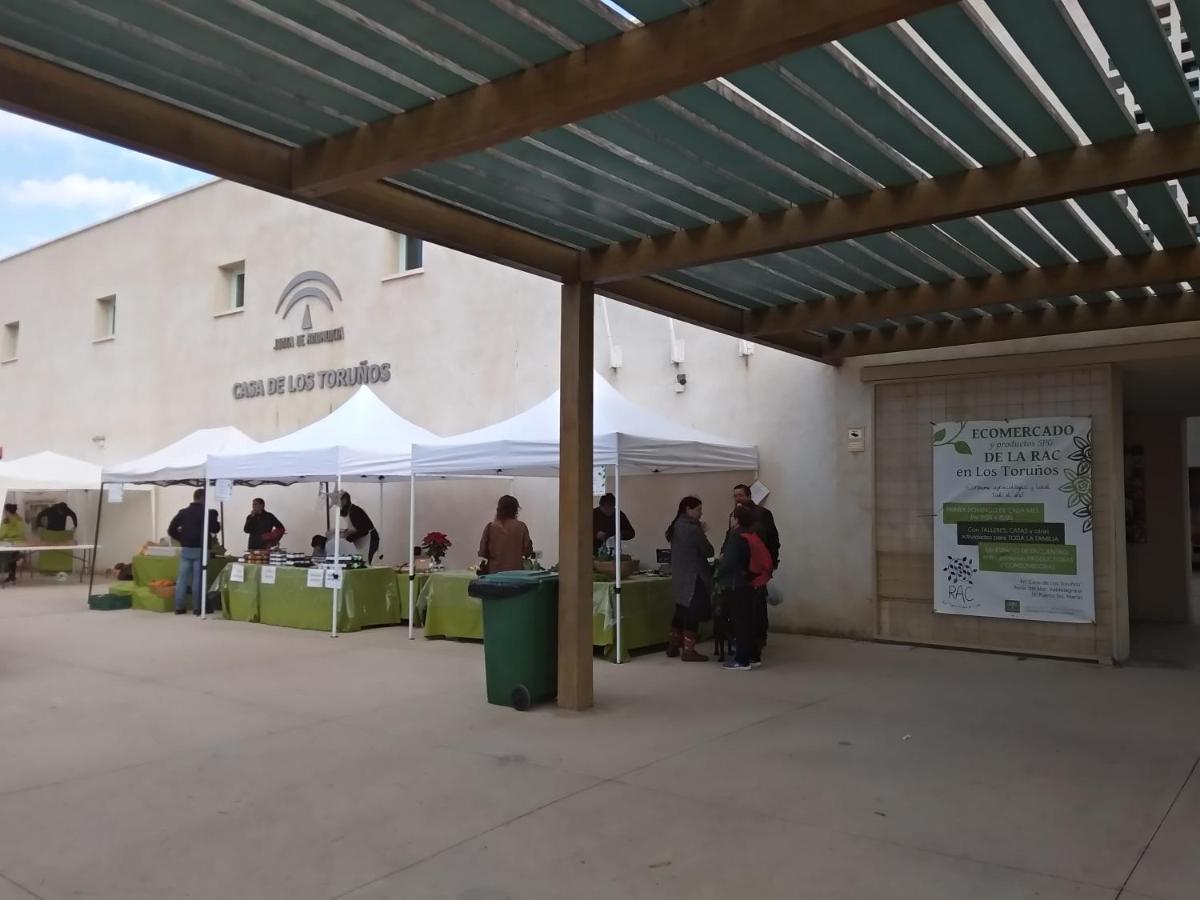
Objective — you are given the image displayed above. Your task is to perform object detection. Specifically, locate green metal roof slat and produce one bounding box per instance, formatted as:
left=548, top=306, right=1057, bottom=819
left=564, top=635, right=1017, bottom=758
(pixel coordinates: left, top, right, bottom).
left=787, top=247, right=891, bottom=292
left=839, top=28, right=1017, bottom=167
left=909, top=5, right=1075, bottom=154
left=413, top=0, right=573, bottom=66
left=820, top=242, right=923, bottom=289
left=530, top=127, right=739, bottom=222
left=978, top=210, right=1066, bottom=267
left=751, top=253, right=846, bottom=297
left=738, top=260, right=830, bottom=302
left=336, top=0, right=525, bottom=80
left=517, top=0, right=623, bottom=45
left=1081, top=0, right=1199, bottom=130
left=245, top=0, right=476, bottom=98
left=403, top=159, right=633, bottom=245
left=935, top=219, right=1024, bottom=272
left=389, top=172, right=599, bottom=248
left=1073, top=193, right=1152, bottom=256
left=1023, top=201, right=1108, bottom=261
left=0, top=5, right=313, bottom=143
left=724, top=66, right=916, bottom=187
left=988, top=0, right=1135, bottom=143
left=855, top=234, right=953, bottom=284
left=579, top=111, right=788, bottom=214
left=175, top=0, right=435, bottom=111
left=893, top=226, right=993, bottom=278
left=1082, top=0, right=1200, bottom=217
left=489, top=138, right=708, bottom=232
left=778, top=47, right=966, bottom=177
left=1125, top=184, right=1196, bottom=249
left=629, top=91, right=834, bottom=203
left=7, top=0, right=351, bottom=136
left=436, top=148, right=664, bottom=237
left=657, top=271, right=764, bottom=310
left=617, top=0, right=693, bottom=21
left=79, top=0, right=394, bottom=124
left=686, top=261, right=804, bottom=307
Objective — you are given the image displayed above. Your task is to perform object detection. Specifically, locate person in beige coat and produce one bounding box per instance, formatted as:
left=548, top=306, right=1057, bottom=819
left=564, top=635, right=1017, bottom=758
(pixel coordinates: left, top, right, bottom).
left=478, top=495, right=533, bottom=574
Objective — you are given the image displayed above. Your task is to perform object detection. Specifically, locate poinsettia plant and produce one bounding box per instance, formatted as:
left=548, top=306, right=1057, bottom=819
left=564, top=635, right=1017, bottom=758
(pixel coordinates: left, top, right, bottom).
left=422, top=531, right=452, bottom=564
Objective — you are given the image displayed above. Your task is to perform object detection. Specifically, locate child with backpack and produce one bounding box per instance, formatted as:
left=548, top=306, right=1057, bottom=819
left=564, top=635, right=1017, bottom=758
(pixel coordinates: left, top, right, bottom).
left=717, top=505, right=775, bottom=671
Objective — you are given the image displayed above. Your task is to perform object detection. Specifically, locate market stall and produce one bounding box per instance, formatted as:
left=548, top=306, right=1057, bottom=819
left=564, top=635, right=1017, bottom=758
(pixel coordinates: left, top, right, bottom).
left=97, top=427, right=260, bottom=611
left=207, top=387, right=439, bottom=635
left=217, top=562, right=426, bottom=631
left=0, top=451, right=149, bottom=581
left=416, top=569, right=693, bottom=661
left=411, top=374, right=756, bottom=661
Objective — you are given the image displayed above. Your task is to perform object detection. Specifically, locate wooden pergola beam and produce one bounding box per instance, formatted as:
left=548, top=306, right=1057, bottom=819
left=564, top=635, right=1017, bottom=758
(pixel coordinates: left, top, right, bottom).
left=587, top=124, right=1200, bottom=283
left=826, top=291, right=1200, bottom=359
left=290, top=0, right=955, bottom=197
left=746, top=246, right=1200, bottom=336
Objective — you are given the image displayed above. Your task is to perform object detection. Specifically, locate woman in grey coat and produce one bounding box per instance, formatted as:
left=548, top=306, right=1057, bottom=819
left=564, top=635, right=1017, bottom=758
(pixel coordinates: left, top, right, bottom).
left=666, top=496, right=714, bottom=661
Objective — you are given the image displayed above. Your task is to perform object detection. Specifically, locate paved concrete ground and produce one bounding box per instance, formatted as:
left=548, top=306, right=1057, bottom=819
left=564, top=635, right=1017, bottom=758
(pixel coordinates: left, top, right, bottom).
left=0, top=585, right=1197, bottom=900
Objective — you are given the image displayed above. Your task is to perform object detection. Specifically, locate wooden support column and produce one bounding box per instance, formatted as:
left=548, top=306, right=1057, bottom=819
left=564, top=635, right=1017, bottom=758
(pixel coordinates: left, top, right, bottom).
left=558, top=281, right=595, bottom=711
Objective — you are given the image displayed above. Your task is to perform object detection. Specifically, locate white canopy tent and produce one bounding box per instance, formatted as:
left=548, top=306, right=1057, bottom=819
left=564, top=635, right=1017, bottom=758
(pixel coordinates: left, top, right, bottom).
left=410, top=374, right=757, bottom=658
left=89, top=427, right=262, bottom=603
left=103, top=426, right=259, bottom=485
left=207, top=387, right=439, bottom=634
left=0, top=451, right=149, bottom=588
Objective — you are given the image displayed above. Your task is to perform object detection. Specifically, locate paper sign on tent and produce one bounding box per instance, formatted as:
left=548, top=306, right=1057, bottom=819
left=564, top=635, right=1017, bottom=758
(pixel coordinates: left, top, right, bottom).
left=306, top=568, right=324, bottom=588
left=229, top=563, right=244, bottom=583
left=261, top=565, right=276, bottom=585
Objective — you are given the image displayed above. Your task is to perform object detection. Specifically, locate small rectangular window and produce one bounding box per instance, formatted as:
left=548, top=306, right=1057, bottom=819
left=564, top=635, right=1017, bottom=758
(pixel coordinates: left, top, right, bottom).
left=2, top=321, right=18, bottom=361
left=94, top=295, right=116, bottom=341
left=217, top=261, right=246, bottom=315
left=395, top=233, right=424, bottom=274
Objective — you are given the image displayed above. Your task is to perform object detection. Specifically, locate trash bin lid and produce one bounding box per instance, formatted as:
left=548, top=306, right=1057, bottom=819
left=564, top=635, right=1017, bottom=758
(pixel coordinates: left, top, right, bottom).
left=467, top=569, right=558, bottom=599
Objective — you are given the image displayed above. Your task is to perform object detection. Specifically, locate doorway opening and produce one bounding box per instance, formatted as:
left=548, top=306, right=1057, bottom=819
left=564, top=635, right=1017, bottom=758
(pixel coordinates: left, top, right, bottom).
left=1121, top=359, right=1200, bottom=667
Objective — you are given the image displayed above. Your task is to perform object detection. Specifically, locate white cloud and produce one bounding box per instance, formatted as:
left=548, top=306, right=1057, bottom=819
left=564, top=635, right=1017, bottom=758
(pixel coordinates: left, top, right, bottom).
left=1, top=173, right=162, bottom=214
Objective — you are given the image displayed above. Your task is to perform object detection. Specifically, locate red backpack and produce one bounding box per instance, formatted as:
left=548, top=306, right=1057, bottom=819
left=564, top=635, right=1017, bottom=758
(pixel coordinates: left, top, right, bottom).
left=742, top=532, right=774, bottom=589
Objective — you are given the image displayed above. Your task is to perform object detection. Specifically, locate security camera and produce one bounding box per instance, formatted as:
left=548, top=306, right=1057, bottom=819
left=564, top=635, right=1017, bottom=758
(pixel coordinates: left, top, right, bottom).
left=676, top=373, right=687, bottom=386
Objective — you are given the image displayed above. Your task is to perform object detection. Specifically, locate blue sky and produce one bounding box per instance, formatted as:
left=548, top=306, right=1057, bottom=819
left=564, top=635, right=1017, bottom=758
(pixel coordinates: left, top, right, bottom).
left=0, top=110, right=210, bottom=260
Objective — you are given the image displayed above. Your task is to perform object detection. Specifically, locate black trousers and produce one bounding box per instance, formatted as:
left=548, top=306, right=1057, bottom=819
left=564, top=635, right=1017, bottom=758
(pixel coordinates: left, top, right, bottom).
left=367, top=531, right=380, bottom=565
left=729, top=585, right=757, bottom=666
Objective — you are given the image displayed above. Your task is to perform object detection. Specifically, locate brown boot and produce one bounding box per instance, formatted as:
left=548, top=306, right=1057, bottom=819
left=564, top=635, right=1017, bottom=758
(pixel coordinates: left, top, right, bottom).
left=666, top=626, right=682, bottom=658
left=681, top=631, right=709, bottom=662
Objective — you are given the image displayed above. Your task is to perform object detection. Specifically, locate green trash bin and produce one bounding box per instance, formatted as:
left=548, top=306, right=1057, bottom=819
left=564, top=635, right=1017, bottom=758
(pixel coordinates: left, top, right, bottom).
left=468, top=570, right=558, bottom=711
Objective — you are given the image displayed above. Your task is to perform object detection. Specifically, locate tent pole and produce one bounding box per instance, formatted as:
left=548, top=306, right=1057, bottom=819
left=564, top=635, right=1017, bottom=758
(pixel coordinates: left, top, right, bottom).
left=614, top=462, right=622, bottom=665
left=323, top=482, right=331, bottom=534
left=86, top=486, right=103, bottom=601
left=331, top=473, right=341, bottom=637
left=200, top=481, right=210, bottom=620
left=407, top=472, right=415, bottom=640
left=378, top=478, right=384, bottom=562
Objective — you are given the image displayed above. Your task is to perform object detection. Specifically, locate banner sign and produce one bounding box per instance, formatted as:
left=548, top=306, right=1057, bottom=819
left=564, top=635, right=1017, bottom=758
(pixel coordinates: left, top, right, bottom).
left=932, top=417, right=1095, bottom=623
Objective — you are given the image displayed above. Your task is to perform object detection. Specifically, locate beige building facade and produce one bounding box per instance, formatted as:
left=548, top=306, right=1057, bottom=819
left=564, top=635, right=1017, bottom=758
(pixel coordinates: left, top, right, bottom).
left=1, top=179, right=1196, bottom=661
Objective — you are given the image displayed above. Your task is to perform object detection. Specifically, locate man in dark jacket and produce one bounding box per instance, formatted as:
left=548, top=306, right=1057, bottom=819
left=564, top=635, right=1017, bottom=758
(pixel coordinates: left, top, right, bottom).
left=592, top=492, right=635, bottom=554
left=732, top=484, right=779, bottom=568
left=34, top=501, right=78, bottom=533
left=339, top=492, right=379, bottom=564
left=244, top=498, right=285, bottom=550
left=167, top=488, right=220, bottom=615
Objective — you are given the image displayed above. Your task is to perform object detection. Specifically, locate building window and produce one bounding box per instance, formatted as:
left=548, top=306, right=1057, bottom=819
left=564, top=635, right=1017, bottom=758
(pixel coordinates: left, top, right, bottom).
left=94, top=295, right=116, bottom=341
left=395, top=233, right=424, bottom=274
left=2, top=321, right=17, bottom=362
left=218, top=260, right=246, bottom=313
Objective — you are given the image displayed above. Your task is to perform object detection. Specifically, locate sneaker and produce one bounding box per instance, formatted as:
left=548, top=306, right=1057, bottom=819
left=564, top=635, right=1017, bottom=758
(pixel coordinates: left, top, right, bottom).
left=722, top=660, right=752, bottom=672
left=750, top=659, right=763, bottom=669
left=174, top=609, right=186, bottom=616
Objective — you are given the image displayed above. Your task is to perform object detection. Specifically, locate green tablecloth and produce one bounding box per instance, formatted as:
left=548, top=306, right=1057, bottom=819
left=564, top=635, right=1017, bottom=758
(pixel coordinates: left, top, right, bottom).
left=130, top=553, right=227, bottom=613
left=218, top=564, right=423, bottom=632
left=36, top=530, right=75, bottom=574
left=417, top=571, right=677, bottom=661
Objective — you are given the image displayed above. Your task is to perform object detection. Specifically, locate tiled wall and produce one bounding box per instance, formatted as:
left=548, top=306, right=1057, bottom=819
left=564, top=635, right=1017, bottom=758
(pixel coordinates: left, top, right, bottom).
left=874, top=365, right=1117, bottom=660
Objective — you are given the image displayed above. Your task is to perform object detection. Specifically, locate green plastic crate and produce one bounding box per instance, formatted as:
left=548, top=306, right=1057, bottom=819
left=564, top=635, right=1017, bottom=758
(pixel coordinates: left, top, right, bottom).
left=89, top=593, right=132, bottom=611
